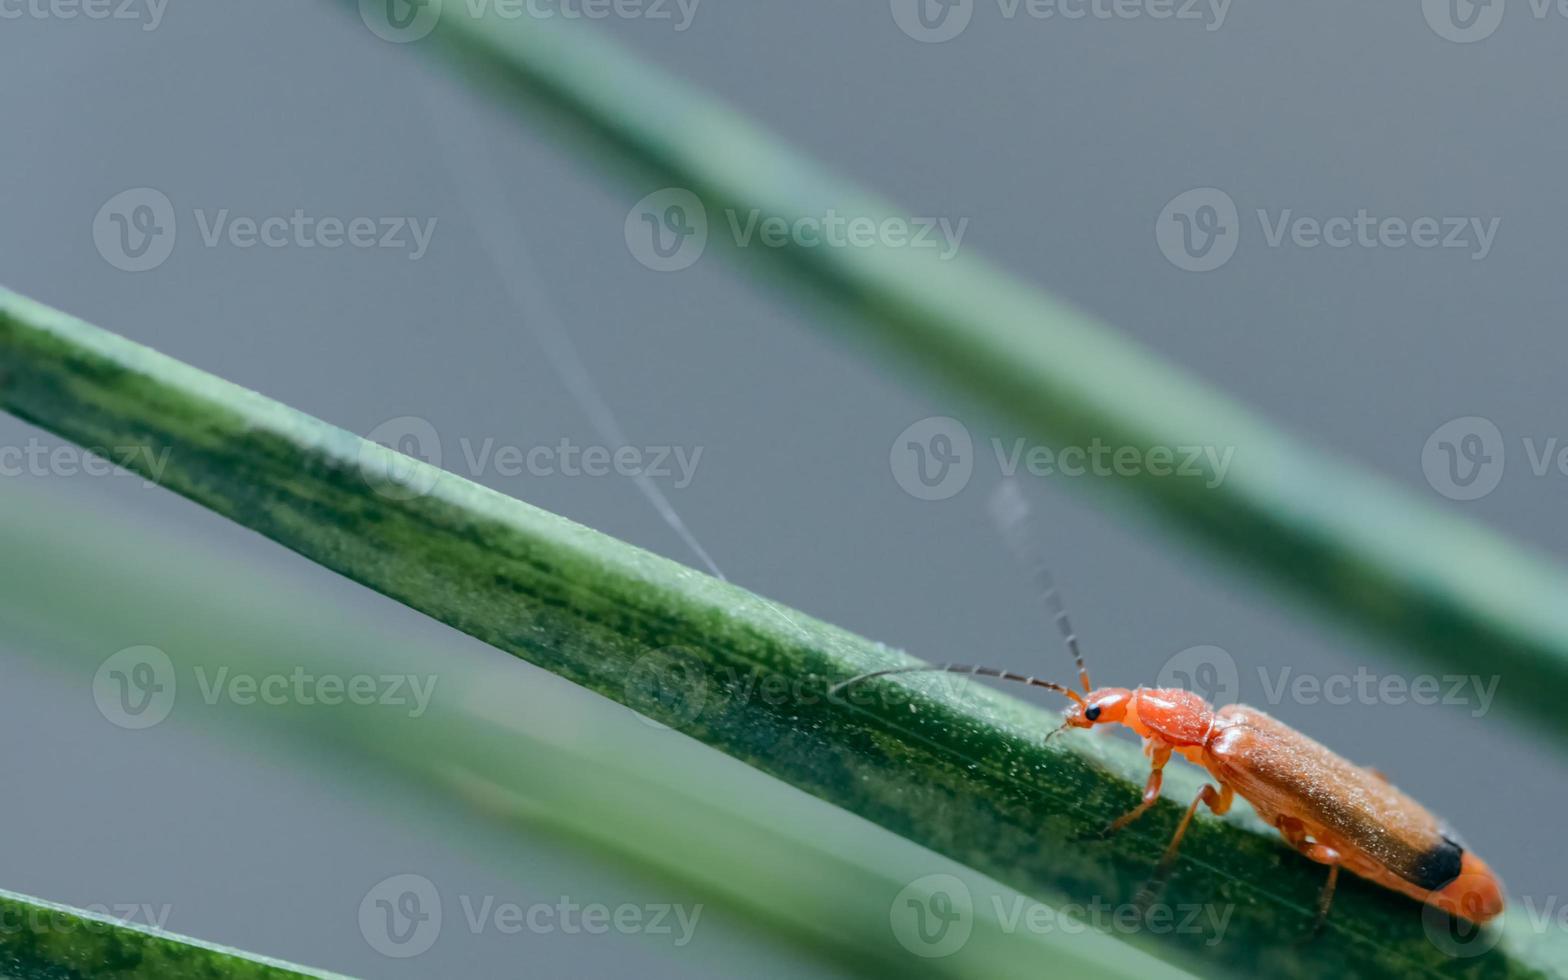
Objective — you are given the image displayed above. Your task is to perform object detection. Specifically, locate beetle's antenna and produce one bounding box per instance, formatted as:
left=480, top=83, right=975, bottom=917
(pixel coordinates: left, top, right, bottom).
left=829, top=663, right=1086, bottom=706
left=989, top=479, right=1092, bottom=693
left=1042, top=721, right=1073, bottom=744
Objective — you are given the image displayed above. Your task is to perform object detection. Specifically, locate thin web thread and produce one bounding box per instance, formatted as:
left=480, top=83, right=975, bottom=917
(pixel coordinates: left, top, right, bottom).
left=419, top=89, right=807, bottom=639
left=420, top=89, right=724, bottom=579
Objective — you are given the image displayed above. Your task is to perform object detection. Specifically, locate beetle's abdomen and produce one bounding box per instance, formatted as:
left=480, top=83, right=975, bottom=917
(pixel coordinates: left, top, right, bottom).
left=1429, top=851, right=1506, bottom=923
left=1204, top=704, right=1502, bottom=920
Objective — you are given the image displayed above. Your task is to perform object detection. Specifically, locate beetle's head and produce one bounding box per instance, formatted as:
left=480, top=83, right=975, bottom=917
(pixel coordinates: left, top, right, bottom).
left=1061, top=687, right=1133, bottom=729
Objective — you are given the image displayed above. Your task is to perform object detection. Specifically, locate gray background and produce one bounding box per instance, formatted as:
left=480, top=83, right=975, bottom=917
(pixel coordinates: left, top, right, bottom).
left=1, top=1, right=1564, bottom=976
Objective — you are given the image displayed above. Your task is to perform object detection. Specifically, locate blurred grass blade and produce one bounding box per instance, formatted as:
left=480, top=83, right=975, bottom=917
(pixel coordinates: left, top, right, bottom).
left=1, top=290, right=1563, bottom=977
left=0, top=887, right=346, bottom=980
left=354, top=5, right=1568, bottom=743
left=0, top=481, right=1192, bottom=980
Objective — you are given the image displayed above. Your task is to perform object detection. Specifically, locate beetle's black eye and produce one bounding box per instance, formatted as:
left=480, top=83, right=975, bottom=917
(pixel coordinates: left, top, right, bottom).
left=1085, top=706, right=1101, bottom=722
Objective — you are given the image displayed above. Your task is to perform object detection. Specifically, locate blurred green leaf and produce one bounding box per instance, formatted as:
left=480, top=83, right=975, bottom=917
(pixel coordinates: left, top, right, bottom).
left=0, top=481, right=1191, bottom=980
left=1, top=290, right=1562, bottom=977
left=0, top=887, right=345, bottom=980
left=352, top=4, right=1568, bottom=748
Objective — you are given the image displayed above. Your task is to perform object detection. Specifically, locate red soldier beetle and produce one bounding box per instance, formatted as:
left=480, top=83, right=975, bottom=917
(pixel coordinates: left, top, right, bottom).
left=831, top=489, right=1505, bottom=933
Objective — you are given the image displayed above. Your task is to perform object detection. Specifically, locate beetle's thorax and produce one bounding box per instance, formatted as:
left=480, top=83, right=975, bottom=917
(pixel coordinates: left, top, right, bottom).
left=1122, top=687, right=1215, bottom=747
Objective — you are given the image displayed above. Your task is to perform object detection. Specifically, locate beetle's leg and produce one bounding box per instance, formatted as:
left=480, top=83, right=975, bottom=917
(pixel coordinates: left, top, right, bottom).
left=1275, top=815, right=1311, bottom=849
left=1135, top=781, right=1233, bottom=906
left=1307, top=852, right=1342, bottom=937
left=1101, top=742, right=1172, bottom=837
left=1275, top=818, right=1344, bottom=936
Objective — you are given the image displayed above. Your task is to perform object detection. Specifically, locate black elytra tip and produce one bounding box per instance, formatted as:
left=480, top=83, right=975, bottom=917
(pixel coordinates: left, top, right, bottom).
left=1409, top=836, right=1465, bottom=892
